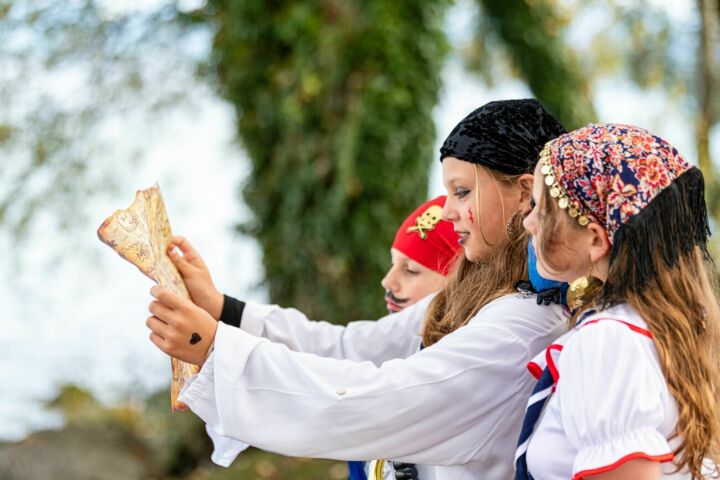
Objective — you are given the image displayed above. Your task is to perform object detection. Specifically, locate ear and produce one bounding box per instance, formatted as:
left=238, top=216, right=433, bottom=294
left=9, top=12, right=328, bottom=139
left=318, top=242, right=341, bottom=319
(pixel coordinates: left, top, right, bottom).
left=516, top=173, right=535, bottom=212
left=586, top=223, right=611, bottom=263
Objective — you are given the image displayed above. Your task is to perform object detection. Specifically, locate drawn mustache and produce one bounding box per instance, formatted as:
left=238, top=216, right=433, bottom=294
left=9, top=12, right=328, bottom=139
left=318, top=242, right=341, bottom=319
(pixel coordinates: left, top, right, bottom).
left=385, top=290, right=409, bottom=306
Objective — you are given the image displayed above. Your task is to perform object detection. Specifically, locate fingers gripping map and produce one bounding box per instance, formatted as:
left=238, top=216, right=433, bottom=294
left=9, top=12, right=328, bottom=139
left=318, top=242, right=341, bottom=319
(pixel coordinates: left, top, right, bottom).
left=97, top=184, right=199, bottom=411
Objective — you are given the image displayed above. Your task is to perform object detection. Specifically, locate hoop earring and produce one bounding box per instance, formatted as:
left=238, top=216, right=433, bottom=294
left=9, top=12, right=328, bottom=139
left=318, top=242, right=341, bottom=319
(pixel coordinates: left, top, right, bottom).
left=566, top=263, right=604, bottom=309
left=505, top=211, right=522, bottom=239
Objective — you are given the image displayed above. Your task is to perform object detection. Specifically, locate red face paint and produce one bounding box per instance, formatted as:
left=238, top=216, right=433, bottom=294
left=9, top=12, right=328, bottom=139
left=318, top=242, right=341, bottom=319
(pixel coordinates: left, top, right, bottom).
left=467, top=207, right=474, bottom=224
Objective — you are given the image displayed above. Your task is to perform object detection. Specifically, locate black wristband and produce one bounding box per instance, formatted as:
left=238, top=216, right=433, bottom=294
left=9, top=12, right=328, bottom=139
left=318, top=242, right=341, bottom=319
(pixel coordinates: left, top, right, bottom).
left=392, top=462, right=418, bottom=480
left=219, top=294, right=246, bottom=328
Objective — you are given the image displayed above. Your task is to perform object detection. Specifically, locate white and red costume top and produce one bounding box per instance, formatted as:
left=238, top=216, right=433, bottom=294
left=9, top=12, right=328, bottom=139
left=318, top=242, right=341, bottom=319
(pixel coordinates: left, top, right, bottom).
left=525, top=303, right=694, bottom=479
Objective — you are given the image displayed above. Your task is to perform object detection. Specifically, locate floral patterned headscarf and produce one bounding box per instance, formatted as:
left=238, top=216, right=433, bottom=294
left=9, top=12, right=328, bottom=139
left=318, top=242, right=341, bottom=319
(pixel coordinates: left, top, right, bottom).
left=539, top=123, right=691, bottom=243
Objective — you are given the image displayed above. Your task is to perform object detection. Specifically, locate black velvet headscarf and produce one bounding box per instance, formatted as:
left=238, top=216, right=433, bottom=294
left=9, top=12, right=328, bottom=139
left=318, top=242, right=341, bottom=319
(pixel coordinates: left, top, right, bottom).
left=440, top=99, right=567, bottom=175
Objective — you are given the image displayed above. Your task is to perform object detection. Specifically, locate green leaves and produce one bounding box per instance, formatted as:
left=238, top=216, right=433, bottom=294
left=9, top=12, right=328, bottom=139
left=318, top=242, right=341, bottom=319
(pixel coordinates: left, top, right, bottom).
left=478, top=0, right=596, bottom=129
left=209, top=0, right=450, bottom=322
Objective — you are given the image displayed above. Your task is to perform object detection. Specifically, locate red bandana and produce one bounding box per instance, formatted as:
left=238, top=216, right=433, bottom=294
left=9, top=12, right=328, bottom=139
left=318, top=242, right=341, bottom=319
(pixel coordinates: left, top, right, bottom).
left=392, top=196, right=461, bottom=276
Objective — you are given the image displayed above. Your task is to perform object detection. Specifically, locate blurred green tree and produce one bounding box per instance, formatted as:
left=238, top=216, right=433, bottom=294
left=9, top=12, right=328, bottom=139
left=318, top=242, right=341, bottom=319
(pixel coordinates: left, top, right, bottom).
left=697, top=0, right=719, bottom=218
left=476, top=0, right=597, bottom=128
left=590, top=0, right=720, bottom=217
left=564, top=0, right=720, bottom=218
left=12, top=0, right=718, bottom=324
left=206, top=0, right=451, bottom=322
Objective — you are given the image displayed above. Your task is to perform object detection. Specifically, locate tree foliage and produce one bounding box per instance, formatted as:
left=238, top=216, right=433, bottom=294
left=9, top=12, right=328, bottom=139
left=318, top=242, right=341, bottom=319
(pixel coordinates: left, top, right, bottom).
left=565, top=0, right=720, bottom=218
left=476, top=0, right=596, bottom=128
left=207, top=0, right=451, bottom=322
left=696, top=0, right=720, bottom=218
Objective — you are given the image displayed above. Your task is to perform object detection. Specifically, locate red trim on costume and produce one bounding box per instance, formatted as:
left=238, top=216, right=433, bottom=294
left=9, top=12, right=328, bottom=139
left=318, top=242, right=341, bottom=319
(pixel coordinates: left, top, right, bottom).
left=579, top=318, right=653, bottom=339
left=527, top=361, right=542, bottom=380
left=545, top=344, right=563, bottom=389
left=572, top=451, right=674, bottom=480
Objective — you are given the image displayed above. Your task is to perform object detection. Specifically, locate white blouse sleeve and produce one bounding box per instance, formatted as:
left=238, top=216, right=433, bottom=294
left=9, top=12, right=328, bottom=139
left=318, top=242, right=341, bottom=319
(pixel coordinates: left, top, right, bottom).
left=179, top=298, right=554, bottom=466
left=557, top=321, right=674, bottom=478
left=238, top=294, right=431, bottom=364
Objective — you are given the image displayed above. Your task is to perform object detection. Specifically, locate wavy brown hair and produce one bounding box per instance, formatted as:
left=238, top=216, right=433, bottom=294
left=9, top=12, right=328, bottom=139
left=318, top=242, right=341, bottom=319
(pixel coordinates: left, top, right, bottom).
left=537, top=167, right=720, bottom=478
left=422, top=167, right=530, bottom=347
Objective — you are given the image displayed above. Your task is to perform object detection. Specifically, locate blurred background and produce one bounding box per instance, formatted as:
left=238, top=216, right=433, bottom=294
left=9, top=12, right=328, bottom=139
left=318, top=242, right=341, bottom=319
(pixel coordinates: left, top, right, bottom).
left=1, top=0, right=718, bottom=478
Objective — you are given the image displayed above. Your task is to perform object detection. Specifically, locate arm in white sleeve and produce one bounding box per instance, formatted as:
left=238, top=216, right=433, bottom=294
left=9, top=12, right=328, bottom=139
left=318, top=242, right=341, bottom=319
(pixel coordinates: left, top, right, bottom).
left=180, top=296, right=564, bottom=466
left=558, top=321, right=673, bottom=478
left=237, top=294, right=432, bottom=364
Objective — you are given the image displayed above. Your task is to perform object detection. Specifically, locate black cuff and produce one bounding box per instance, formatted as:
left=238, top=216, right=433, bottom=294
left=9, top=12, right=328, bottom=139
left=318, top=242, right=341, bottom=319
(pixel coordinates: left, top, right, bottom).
left=219, top=294, right=246, bottom=328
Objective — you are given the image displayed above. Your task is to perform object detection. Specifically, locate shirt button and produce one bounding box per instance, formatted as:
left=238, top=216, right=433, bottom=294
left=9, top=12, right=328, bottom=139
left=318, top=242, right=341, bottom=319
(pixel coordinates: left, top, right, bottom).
left=335, top=388, right=346, bottom=396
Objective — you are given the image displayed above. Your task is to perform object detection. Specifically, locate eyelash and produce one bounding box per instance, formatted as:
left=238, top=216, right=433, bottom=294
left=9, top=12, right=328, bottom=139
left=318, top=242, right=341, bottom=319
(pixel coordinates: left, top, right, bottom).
left=454, top=188, right=470, bottom=199
left=391, top=259, right=419, bottom=276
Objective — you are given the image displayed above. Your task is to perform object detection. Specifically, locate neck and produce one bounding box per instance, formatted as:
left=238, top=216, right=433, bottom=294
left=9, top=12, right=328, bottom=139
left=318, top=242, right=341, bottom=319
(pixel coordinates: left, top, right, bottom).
left=593, top=256, right=611, bottom=282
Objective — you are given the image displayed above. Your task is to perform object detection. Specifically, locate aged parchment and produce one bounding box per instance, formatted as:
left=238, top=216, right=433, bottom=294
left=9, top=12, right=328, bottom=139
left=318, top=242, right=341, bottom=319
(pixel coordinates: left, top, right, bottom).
left=97, top=184, right=199, bottom=411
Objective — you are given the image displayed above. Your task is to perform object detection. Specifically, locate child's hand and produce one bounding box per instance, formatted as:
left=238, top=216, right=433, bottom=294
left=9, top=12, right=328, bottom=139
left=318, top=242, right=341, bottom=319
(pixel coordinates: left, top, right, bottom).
left=147, top=286, right=219, bottom=366
left=167, top=236, right=224, bottom=319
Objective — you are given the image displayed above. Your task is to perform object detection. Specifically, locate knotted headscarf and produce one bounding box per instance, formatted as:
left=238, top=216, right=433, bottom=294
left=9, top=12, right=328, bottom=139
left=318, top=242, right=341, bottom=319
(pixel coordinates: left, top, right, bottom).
left=540, top=123, right=710, bottom=296
left=440, top=99, right=566, bottom=175
left=539, top=123, right=693, bottom=243
left=392, top=196, right=461, bottom=276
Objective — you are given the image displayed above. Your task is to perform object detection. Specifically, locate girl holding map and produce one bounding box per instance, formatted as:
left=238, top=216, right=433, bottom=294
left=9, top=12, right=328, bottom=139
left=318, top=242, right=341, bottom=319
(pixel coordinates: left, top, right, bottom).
left=145, top=99, right=568, bottom=480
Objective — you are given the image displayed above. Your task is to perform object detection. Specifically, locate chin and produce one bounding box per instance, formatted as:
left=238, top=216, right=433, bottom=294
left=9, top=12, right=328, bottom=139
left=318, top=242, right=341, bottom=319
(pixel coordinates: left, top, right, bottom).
left=536, top=263, right=553, bottom=281
left=536, top=261, right=566, bottom=283
left=463, top=245, right=490, bottom=264
left=386, top=303, right=404, bottom=314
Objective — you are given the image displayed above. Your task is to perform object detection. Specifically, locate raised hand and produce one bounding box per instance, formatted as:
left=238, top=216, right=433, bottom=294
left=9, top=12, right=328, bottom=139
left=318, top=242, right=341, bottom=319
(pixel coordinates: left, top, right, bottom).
left=167, top=235, right=224, bottom=319
left=147, top=286, right=219, bottom=366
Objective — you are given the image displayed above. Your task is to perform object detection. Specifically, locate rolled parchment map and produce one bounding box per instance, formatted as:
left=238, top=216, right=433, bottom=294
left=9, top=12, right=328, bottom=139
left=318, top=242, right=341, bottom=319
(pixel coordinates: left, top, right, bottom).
left=97, top=184, right=199, bottom=411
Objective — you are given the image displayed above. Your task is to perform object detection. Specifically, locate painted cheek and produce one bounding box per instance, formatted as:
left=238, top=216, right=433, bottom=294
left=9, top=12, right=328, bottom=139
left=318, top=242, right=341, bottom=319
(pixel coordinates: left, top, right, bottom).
left=467, top=207, right=474, bottom=224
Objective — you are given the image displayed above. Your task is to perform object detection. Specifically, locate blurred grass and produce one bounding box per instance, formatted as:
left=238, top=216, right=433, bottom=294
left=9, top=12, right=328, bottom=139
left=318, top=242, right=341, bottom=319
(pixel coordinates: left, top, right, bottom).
left=197, top=450, right=347, bottom=480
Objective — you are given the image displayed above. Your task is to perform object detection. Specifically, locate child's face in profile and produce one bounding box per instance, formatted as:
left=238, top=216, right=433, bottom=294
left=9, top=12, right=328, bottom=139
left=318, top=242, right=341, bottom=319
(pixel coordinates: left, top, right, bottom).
left=381, top=248, right=445, bottom=313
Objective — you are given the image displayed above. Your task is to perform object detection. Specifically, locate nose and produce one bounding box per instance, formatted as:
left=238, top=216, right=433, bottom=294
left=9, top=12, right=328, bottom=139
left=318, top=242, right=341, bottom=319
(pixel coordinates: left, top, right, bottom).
left=441, top=198, right=459, bottom=222
left=381, top=264, right=400, bottom=292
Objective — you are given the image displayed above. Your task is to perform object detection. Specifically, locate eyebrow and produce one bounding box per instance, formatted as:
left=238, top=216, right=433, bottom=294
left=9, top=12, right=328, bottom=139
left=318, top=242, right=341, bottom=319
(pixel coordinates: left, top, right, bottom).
left=445, top=176, right=467, bottom=185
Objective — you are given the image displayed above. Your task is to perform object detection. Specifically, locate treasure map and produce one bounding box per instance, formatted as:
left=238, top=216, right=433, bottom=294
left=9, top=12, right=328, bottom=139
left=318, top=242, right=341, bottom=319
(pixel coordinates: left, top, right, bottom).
left=97, top=184, right=199, bottom=411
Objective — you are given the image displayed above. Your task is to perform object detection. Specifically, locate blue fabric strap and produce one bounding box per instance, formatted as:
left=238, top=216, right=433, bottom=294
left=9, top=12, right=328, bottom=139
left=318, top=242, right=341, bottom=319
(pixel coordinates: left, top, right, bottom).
left=528, top=243, right=566, bottom=296
left=514, top=366, right=555, bottom=480
left=348, top=461, right=368, bottom=480
left=515, top=308, right=599, bottom=478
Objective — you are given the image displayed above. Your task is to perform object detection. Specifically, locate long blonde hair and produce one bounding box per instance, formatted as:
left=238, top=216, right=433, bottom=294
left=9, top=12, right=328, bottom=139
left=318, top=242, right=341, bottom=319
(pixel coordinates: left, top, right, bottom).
left=422, top=166, right=529, bottom=347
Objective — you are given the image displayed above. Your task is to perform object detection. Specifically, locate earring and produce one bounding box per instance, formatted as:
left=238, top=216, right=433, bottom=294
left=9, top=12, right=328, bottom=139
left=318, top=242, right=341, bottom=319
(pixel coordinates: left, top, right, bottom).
left=566, top=263, right=604, bottom=309
left=505, top=211, right=522, bottom=239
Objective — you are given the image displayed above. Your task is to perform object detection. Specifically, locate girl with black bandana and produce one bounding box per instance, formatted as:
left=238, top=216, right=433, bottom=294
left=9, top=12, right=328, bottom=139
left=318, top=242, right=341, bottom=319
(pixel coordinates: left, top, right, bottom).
left=145, top=99, right=569, bottom=480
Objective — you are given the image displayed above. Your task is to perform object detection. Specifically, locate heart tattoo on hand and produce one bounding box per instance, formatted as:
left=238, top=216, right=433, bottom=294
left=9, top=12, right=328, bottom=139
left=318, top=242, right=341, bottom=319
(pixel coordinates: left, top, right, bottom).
left=190, top=332, right=202, bottom=345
